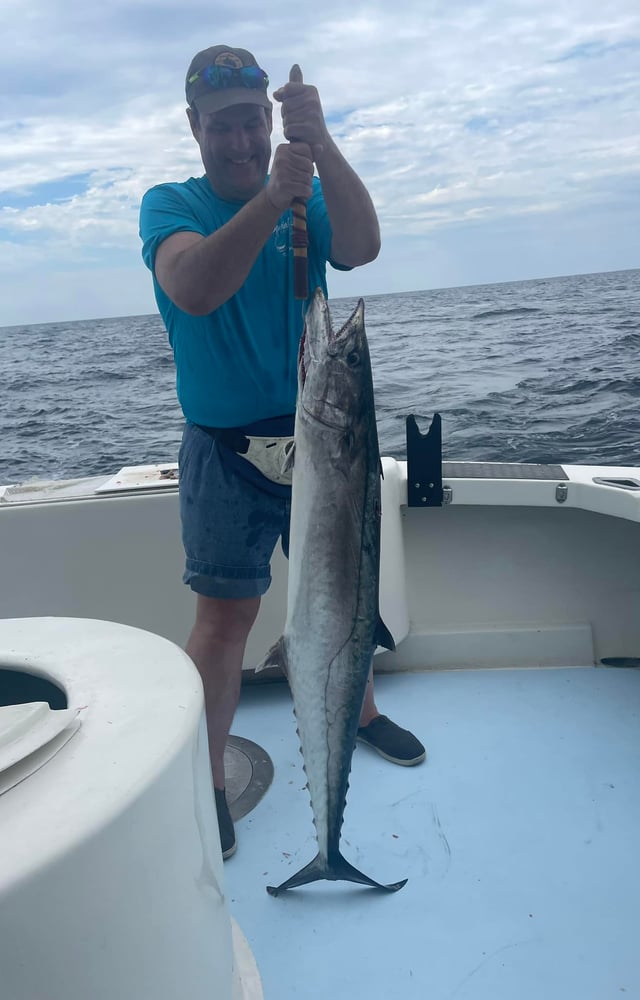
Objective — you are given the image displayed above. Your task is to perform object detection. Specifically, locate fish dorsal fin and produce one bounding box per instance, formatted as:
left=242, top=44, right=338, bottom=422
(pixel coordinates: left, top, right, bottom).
left=255, top=636, right=289, bottom=677
left=374, top=617, right=395, bottom=652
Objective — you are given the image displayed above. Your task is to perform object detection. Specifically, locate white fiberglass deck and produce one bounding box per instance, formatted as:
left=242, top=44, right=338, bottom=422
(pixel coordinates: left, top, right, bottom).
left=225, top=667, right=640, bottom=1000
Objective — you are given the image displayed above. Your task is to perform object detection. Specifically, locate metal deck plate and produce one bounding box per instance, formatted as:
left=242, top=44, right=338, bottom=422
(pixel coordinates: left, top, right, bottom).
left=442, top=461, right=569, bottom=480
left=224, top=735, right=274, bottom=821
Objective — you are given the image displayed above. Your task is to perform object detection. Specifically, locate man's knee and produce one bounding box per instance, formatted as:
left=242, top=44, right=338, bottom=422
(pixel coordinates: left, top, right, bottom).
left=193, top=593, right=261, bottom=645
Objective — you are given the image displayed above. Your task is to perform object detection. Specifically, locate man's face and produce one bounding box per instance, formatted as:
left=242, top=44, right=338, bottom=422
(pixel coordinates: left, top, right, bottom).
left=189, top=103, right=272, bottom=202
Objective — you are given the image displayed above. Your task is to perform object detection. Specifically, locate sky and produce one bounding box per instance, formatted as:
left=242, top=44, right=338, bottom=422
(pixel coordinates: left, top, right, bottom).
left=0, top=0, right=638, bottom=326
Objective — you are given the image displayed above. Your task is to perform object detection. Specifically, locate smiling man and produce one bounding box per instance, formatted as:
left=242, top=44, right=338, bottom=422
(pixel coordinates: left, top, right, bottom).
left=139, top=45, right=425, bottom=861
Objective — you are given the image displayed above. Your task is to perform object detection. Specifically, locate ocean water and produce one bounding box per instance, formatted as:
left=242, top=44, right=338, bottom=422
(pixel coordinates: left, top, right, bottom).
left=2, top=268, right=639, bottom=485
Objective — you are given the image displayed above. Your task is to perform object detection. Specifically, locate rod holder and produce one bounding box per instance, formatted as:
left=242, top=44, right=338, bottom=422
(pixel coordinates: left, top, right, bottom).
left=406, top=413, right=443, bottom=507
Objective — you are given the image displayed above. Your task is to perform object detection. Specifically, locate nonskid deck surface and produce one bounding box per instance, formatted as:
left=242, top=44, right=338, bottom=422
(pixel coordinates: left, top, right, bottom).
left=224, top=667, right=640, bottom=1000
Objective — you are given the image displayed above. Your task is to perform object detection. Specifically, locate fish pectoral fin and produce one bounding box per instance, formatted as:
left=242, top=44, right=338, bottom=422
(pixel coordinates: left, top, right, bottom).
left=374, top=616, right=396, bottom=652
left=255, top=637, right=288, bottom=676
left=266, top=851, right=407, bottom=896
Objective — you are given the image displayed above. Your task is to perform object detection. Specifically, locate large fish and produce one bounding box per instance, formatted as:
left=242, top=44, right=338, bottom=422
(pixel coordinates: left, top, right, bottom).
left=261, top=288, right=407, bottom=896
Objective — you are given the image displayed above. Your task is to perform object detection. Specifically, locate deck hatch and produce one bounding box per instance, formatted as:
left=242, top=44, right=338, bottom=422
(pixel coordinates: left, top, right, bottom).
left=224, top=735, right=274, bottom=821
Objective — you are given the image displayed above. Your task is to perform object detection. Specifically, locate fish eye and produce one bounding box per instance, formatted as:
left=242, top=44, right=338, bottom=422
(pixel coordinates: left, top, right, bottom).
left=346, top=350, right=360, bottom=367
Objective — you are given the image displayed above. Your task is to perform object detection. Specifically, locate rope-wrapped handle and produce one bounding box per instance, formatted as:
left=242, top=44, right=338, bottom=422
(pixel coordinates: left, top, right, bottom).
left=288, top=64, right=308, bottom=301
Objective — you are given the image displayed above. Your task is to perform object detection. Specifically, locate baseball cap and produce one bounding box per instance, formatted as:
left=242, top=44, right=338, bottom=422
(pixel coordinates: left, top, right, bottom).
left=185, top=45, right=272, bottom=114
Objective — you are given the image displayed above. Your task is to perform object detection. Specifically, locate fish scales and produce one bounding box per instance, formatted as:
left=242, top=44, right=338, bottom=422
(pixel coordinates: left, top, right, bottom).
left=260, top=288, right=407, bottom=896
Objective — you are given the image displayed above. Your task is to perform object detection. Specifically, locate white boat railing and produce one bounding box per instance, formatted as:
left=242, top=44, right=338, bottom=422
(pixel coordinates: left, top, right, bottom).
left=1, top=458, right=639, bottom=672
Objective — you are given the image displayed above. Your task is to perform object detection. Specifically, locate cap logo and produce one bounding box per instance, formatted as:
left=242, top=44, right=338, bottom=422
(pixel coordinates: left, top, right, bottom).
left=214, top=51, right=244, bottom=69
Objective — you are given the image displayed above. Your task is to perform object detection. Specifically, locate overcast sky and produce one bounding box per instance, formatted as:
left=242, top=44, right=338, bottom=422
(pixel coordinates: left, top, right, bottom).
left=1, top=0, right=638, bottom=326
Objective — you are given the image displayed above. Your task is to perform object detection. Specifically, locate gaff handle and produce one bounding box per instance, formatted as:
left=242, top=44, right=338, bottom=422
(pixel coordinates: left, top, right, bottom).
left=288, top=64, right=309, bottom=301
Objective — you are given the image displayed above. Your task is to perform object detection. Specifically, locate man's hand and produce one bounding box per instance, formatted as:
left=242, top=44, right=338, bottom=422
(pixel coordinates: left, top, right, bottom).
left=272, top=77, right=329, bottom=154
left=265, top=142, right=315, bottom=212
left=273, top=64, right=380, bottom=269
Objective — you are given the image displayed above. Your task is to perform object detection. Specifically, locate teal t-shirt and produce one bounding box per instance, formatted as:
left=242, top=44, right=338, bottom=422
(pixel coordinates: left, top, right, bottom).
left=139, top=175, right=344, bottom=427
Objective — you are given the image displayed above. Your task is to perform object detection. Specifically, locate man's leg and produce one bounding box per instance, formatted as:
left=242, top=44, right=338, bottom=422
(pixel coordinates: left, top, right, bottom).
left=357, top=663, right=426, bottom=766
left=186, top=593, right=261, bottom=790
left=178, top=422, right=289, bottom=857
left=359, top=667, right=379, bottom=728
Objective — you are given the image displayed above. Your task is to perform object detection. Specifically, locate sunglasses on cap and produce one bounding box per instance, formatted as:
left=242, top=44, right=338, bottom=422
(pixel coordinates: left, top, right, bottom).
left=188, top=64, right=269, bottom=92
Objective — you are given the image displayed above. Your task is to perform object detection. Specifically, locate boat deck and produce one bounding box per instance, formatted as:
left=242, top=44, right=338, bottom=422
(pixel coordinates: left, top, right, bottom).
left=225, top=667, right=640, bottom=1000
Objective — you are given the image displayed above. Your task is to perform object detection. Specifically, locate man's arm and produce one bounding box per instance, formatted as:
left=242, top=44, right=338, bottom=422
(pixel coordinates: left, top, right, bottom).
left=154, top=189, right=280, bottom=316
left=273, top=77, right=381, bottom=268
left=314, top=139, right=381, bottom=267
left=154, top=143, right=315, bottom=316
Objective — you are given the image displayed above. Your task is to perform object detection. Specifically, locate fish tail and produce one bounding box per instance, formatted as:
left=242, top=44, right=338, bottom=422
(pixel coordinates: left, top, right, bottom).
left=266, top=854, right=328, bottom=896
left=266, top=851, right=407, bottom=896
left=327, top=853, right=408, bottom=893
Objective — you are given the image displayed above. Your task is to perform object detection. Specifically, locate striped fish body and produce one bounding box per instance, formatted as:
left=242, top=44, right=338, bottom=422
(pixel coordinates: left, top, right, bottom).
left=262, top=289, right=406, bottom=896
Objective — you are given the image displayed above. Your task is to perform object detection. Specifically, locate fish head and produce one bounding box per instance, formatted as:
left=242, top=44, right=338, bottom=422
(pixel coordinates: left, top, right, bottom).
left=298, top=289, right=372, bottom=435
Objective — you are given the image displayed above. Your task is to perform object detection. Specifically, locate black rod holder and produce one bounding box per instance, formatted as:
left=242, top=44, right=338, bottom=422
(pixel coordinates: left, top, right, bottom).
left=406, top=413, right=443, bottom=507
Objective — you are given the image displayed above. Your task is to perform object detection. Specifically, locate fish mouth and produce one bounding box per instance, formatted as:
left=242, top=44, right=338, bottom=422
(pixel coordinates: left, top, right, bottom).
left=298, top=331, right=349, bottom=427
left=299, top=292, right=362, bottom=379
left=297, top=292, right=368, bottom=429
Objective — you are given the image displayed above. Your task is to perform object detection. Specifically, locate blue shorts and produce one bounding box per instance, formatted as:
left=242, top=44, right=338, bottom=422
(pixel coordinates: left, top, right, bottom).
left=178, top=422, right=291, bottom=599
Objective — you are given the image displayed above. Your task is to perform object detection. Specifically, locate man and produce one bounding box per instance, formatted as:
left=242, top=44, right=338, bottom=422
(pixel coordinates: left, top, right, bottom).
left=139, top=45, right=425, bottom=859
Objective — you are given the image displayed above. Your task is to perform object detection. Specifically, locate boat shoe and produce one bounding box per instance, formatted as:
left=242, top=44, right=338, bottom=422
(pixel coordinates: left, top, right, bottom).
left=215, top=787, right=237, bottom=860
left=357, top=715, right=426, bottom=766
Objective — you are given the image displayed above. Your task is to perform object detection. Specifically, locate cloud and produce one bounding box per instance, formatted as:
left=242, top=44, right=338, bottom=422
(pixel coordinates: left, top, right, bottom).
left=0, top=0, right=639, bottom=323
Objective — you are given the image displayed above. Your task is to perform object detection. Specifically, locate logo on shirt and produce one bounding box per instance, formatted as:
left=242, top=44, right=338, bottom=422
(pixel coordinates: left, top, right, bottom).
left=272, top=217, right=290, bottom=255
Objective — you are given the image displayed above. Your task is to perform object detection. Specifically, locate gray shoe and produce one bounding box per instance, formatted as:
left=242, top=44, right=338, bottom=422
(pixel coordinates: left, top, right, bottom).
left=357, top=715, right=426, bottom=766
